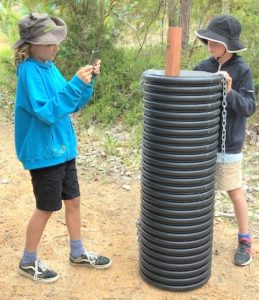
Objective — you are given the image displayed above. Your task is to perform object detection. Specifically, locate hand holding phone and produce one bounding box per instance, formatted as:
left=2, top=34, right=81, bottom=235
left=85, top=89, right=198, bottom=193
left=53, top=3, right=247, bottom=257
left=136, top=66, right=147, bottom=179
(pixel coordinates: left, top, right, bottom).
left=88, top=49, right=102, bottom=77
left=92, top=59, right=101, bottom=77
left=76, top=65, right=93, bottom=84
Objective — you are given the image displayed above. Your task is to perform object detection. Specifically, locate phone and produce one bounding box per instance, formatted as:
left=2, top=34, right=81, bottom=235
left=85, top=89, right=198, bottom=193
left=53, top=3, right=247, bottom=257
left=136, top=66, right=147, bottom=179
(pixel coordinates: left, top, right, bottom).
left=88, top=49, right=101, bottom=65
left=88, top=49, right=101, bottom=78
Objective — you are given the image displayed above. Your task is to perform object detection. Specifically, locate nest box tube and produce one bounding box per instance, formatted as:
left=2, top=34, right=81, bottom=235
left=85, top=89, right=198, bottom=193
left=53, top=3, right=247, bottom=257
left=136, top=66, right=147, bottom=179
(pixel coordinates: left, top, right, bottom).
left=165, top=27, right=182, bottom=76
left=139, top=69, right=223, bottom=291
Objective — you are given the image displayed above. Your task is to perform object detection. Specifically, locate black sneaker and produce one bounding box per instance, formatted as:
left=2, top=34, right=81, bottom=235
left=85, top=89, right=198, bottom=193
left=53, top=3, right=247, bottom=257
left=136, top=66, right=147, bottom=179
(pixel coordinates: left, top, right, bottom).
left=19, top=259, right=59, bottom=282
left=234, top=238, right=252, bottom=266
left=69, top=250, right=112, bottom=269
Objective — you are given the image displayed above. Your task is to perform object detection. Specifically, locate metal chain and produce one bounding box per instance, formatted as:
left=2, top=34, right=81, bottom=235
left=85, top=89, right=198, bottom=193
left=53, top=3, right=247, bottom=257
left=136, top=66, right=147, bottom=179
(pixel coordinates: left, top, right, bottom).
left=221, top=76, right=228, bottom=168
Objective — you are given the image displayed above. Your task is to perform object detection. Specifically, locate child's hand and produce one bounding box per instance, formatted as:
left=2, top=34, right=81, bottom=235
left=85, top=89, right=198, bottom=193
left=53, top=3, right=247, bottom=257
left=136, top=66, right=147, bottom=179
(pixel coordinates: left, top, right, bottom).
left=217, top=71, right=232, bottom=93
left=76, top=65, right=93, bottom=84
left=92, top=59, right=101, bottom=76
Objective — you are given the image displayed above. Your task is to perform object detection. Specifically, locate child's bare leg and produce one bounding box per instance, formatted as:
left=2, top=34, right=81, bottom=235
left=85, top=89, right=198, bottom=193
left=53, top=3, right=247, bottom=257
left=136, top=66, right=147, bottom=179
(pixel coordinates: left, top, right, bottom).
left=19, top=208, right=59, bottom=282
left=64, top=197, right=111, bottom=268
left=64, top=196, right=81, bottom=240
left=25, top=209, right=53, bottom=251
left=228, top=187, right=252, bottom=266
left=227, top=187, right=248, bottom=234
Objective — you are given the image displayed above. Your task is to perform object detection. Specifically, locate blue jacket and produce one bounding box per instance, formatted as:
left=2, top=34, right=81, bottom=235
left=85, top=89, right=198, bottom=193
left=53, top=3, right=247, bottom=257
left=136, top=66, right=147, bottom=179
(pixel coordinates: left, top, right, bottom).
left=194, top=54, right=256, bottom=154
left=15, top=58, right=93, bottom=170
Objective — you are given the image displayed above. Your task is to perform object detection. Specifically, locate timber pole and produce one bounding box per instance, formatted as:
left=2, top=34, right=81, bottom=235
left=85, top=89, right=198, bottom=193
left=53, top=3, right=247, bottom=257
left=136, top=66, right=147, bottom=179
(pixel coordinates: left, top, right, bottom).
left=165, top=26, right=182, bottom=76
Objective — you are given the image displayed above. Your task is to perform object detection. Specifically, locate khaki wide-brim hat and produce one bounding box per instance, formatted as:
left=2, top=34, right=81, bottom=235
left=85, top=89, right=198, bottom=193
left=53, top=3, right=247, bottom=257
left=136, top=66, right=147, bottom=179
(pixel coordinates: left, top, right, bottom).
left=12, top=12, right=67, bottom=49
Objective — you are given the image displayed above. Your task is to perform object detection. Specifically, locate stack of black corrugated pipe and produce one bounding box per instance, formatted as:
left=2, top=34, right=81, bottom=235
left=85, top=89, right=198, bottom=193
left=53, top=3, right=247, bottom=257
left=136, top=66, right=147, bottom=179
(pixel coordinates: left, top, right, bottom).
left=139, top=69, right=223, bottom=291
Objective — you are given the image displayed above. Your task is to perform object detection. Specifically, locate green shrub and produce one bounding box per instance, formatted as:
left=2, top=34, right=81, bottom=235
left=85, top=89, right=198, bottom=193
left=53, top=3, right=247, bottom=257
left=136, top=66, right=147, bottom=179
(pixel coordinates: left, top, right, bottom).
left=79, top=45, right=165, bottom=128
left=0, top=42, right=16, bottom=112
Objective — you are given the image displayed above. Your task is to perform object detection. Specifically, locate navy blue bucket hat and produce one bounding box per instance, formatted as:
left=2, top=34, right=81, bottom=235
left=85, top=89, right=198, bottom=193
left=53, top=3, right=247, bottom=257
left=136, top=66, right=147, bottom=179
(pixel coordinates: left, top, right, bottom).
left=195, top=15, right=247, bottom=53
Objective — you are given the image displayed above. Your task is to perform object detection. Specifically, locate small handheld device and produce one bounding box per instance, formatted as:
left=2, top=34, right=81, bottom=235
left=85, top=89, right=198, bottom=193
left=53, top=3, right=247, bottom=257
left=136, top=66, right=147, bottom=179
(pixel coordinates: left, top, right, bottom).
left=88, top=49, right=101, bottom=65
left=88, top=49, right=101, bottom=78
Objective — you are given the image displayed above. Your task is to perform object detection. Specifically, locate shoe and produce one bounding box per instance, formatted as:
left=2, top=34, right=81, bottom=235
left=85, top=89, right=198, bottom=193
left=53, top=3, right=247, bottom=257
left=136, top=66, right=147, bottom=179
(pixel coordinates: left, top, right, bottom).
left=19, top=259, right=59, bottom=282
left=69, top=250, right=112, bottom=269
left=234, top=238, right=252, bottom=266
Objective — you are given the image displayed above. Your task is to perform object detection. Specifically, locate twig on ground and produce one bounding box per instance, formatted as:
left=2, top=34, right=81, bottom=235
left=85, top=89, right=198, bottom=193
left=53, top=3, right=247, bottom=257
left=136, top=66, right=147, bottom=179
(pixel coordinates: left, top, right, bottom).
left=215, top=212, right=235, bottom=218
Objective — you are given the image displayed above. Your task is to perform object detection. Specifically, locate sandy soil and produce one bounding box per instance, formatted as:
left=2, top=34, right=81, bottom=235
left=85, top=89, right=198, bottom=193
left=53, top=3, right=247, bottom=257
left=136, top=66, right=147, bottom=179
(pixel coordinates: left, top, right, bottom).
left=0, top=118, right=258, bottom=300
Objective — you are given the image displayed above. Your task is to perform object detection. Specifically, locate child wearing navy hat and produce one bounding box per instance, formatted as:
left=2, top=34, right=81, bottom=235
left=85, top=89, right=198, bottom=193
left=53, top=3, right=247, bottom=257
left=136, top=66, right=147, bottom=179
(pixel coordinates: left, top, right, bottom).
left=194, top=15, right=256, bottom=266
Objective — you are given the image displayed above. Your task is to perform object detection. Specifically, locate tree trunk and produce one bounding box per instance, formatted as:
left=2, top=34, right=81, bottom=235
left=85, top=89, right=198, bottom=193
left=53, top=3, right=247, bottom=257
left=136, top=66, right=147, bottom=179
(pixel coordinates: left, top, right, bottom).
left=180, top=0, right=191, bottom=49
left=167, top=0, right=191, bottom=48
left=222, top=0, right=230, bottom=14
left=167, top=0, right=180, bottom=27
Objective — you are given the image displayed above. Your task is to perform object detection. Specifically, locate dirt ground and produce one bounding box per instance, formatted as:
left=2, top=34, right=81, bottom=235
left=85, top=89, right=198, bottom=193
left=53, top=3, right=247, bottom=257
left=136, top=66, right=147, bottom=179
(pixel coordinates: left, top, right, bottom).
left=0, top=118, right=259, bottom=300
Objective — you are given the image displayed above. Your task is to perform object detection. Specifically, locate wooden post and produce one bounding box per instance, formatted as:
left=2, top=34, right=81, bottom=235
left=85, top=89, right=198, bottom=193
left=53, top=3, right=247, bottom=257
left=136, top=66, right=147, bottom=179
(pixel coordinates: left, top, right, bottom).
left=165, top=27, right=182, bottom=76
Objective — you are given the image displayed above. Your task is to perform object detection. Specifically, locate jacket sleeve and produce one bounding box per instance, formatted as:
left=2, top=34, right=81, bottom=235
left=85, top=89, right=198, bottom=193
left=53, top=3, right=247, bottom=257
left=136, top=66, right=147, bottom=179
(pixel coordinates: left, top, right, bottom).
left=227, top=69, right=256, bottom=117
left=22, top=67, right=93, bottom=125
left=74, top=80, right=94, bottom=112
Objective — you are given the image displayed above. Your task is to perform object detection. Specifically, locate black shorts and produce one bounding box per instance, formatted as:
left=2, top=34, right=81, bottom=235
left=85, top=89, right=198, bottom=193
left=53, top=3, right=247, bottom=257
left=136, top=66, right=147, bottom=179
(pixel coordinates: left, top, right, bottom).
left=29, top=159, right=80, bottom=211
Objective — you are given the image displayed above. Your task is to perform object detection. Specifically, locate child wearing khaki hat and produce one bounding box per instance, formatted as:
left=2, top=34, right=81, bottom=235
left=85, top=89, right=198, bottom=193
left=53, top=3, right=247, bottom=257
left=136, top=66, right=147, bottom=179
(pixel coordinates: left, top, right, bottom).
left=13, top=12, right=111, bottom=283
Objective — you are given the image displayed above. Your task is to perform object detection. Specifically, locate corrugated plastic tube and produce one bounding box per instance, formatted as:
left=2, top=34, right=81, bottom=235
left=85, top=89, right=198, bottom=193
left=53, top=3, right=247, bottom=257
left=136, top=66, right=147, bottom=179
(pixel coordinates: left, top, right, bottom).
left=139, top=69, right=223, bottom=291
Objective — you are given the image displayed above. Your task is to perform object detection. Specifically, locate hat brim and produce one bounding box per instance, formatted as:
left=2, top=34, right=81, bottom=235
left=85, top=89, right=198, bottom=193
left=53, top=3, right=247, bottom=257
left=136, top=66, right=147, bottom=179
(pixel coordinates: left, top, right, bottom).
left=195, top=30, right=247, bottom=53
left=12, top=16, right=67, bottom=49
left=12, top=39, right=26, bottom=49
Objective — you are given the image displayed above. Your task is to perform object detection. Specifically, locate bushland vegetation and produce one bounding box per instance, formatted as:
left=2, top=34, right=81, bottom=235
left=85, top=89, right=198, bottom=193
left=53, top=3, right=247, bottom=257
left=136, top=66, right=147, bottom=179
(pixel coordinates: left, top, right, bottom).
left=0, top=0, right=258, bottom=133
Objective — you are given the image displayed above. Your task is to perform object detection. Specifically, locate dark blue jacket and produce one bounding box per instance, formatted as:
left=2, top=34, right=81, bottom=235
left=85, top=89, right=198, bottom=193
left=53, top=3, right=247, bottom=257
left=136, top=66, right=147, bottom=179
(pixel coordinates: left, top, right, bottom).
left=194, top=54, right=256, bottom=153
